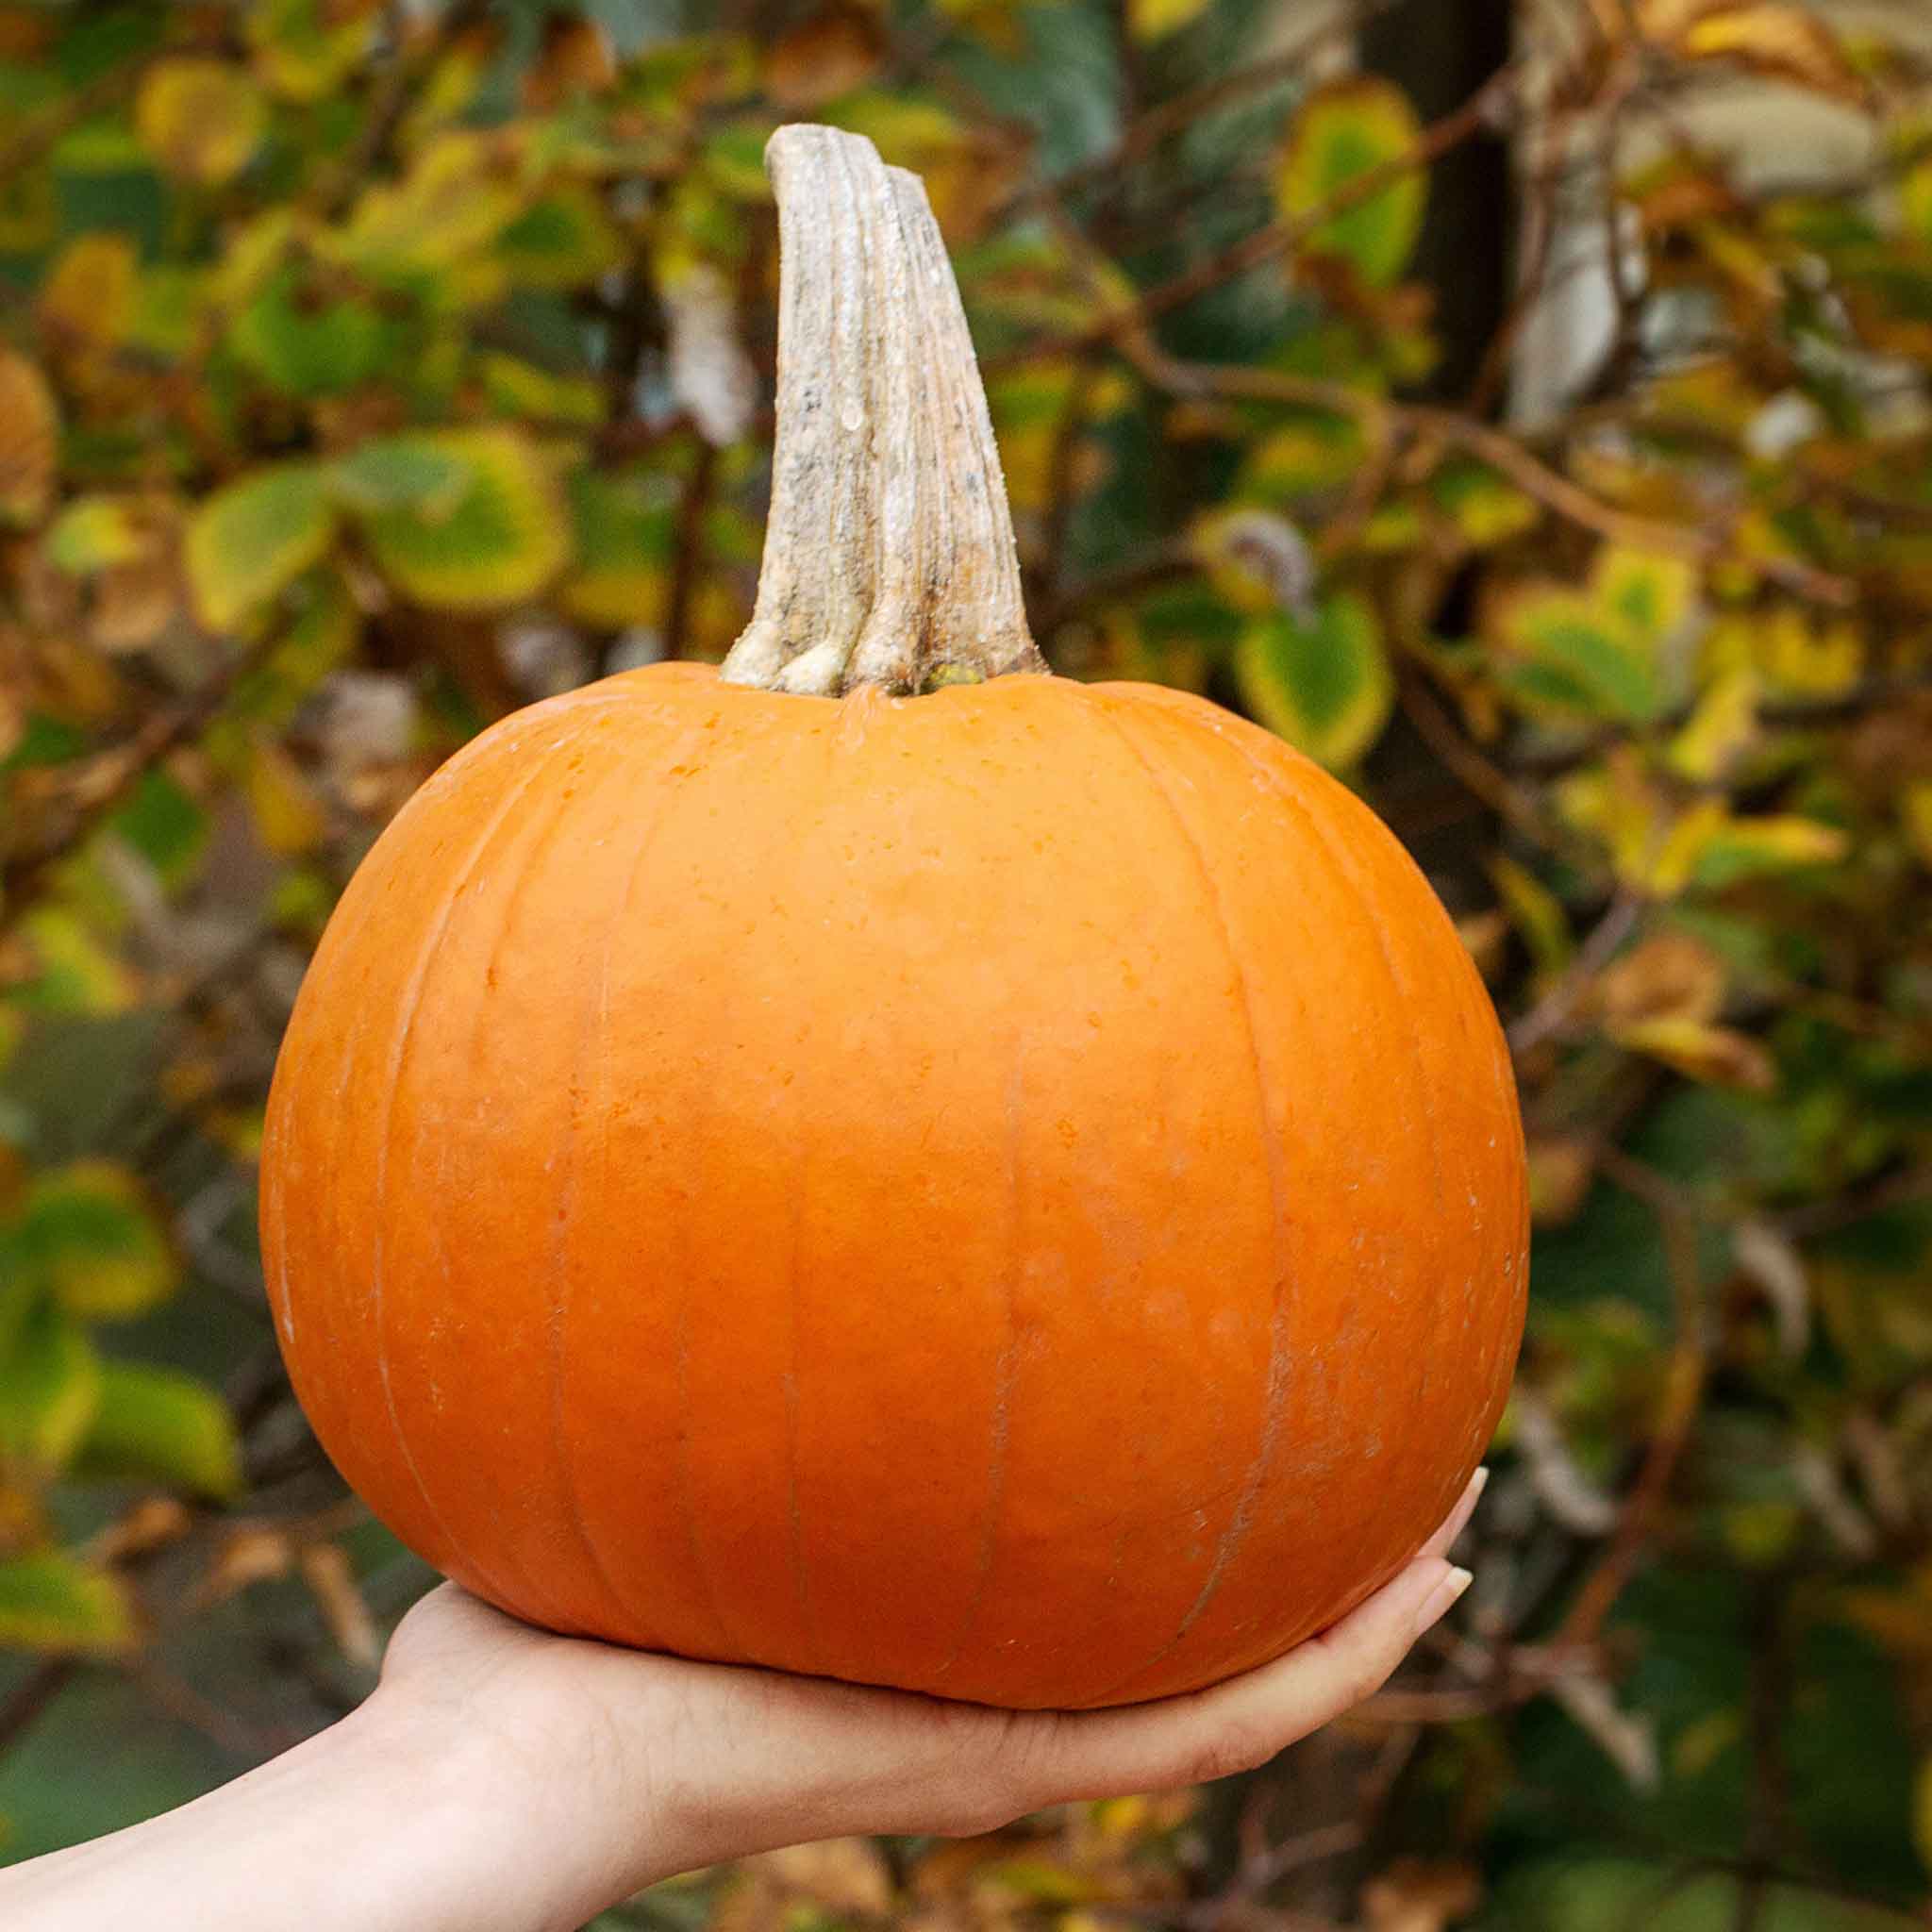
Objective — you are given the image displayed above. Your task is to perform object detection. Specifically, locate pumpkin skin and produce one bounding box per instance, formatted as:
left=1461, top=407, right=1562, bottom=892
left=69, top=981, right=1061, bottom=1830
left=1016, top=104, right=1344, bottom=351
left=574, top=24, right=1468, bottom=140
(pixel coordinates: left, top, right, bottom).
left=261, top=659, right=1525, bottom=1710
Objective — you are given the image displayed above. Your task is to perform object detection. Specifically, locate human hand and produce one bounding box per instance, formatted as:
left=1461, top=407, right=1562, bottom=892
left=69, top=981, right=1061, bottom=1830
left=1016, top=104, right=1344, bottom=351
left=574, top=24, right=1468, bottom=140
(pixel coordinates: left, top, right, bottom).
left=369, top=1468, right=1487, bottom=1930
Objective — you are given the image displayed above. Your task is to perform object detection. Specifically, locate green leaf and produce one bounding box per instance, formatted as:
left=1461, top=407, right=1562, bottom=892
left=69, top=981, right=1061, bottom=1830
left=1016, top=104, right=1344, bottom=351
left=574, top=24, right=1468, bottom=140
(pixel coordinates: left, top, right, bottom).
left=5, top=1161, right=179, bottom=1322
left=0, top=1302, right=102, bottom=1470
left=1275, top=78, right=1427, bottom=288
left=1235, top=591, right=1393, bottom=769
left=0, top=1553, right=135, bottom=1654
left=328, top=440, right=472, bottom=517
left=186, top=464, right=335, bottom=632
left=354, top=429, right=571, bottom=611
left=229, top=267, right=390, bottom=398
left=108, top=769, right=209, bottom=889
left=493, top=188, right=625, bottom=291
left=75, top=1361, right=242, bottom=1500
left=207, top=569, right=359, bottom=771
left=557, top=467, right=675, bottom=628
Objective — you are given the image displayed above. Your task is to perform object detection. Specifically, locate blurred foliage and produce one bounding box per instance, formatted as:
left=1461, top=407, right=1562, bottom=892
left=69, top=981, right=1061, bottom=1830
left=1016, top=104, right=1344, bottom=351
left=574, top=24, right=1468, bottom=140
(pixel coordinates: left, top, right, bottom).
left=4, top=0, right=1932, bottom=1925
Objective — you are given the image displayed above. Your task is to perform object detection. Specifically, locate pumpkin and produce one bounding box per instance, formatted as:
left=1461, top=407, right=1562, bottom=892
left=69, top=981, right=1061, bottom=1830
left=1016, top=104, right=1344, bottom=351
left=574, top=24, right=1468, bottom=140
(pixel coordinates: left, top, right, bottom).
left=260, top=125, right=1525, bottom=1711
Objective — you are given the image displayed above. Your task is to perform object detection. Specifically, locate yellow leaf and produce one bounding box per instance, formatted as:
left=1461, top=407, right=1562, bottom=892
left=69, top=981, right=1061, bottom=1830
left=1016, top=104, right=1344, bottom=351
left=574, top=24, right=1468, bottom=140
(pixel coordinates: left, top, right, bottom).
left=0, top=349, right=58, bottom=527
left=1128, top=0, right=1213, bottom=41
left=135, top=58, right=267, bottom=185
left=1614, top=1017, right=1775, bottom=1091
left=1668, top=667, right=1757, bottom=781
left=37, top=234, right=137, bottom=347
left=1489, top=857, right=1573, bottom=976
left=242, top=736, right=329, bottom=856
left=1754, top=606, right=1861, bottom=698
left=1902, top=783, right=1932, bottom=868
left=1678, top=4, right=1866, bottom=103
left=1647, top=796, right=1731, bottom=896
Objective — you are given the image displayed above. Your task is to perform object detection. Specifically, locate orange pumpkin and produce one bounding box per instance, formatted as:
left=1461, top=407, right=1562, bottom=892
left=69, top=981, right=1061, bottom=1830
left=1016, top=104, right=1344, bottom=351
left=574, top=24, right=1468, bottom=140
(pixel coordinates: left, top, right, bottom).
left=261, top=127, right=1525, bottom=1711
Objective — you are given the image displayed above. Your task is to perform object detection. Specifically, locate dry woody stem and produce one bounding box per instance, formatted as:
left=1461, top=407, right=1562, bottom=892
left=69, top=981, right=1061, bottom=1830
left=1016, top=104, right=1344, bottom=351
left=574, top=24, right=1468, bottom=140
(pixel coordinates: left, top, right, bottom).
left=720, top=125, right=1045, bottom=697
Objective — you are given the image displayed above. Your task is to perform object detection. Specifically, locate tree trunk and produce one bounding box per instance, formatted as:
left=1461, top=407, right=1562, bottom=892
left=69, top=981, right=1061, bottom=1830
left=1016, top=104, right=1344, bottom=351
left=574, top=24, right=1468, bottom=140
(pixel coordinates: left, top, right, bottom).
left=1359, top=0, right=1514, bottom=408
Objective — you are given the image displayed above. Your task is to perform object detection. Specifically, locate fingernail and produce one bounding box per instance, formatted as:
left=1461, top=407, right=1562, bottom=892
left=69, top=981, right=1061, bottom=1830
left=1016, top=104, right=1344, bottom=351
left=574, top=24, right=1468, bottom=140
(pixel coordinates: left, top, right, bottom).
left=1468, top=1467, right=1490, bottom=1502
left=1412, top=1565, right=1473, bottom=1640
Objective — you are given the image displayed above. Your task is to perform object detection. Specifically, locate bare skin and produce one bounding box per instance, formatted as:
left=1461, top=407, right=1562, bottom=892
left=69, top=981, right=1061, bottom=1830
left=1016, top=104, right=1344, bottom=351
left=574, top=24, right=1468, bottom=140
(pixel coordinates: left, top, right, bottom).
left=0, top=1471, right=1484, bottom=1932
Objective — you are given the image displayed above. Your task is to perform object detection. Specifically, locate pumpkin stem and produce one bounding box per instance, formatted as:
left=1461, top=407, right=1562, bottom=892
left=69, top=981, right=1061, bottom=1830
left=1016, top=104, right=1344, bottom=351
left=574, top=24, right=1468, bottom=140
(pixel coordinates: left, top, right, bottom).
left=720, top=125, right=1046, bottom=697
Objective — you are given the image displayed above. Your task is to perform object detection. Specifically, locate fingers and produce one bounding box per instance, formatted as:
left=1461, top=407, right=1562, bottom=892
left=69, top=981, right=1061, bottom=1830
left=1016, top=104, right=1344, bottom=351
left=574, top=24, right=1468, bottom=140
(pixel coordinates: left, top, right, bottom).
left=1009, top=1469, right=1486, bottom=1809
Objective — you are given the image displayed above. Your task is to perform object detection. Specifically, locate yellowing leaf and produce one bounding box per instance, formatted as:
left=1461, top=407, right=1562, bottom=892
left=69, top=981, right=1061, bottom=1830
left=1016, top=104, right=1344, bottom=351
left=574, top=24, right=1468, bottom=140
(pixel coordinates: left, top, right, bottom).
left=186, top=464, right=336, bottom=632
left=135, top=58, right=267, bottom=185
left=247, top=0, right=380, bottom=102
left=76, top=1360, right=242, bottom=1499
left=10, top=908, right=137, bottom=1015
left=1430, top=460, right=1541, bottom=547
left=1128, top=0, right=1213, bottom=42
left=1237, top=415, right=1365, bottom=506
left=1489, top=857, right=1573, bottom=976
left=1591, top=544, right=1698, bottom=641
left=1688, top=813, right=1848, bottom=889
left=37, top=234, right=138, bottom=347
left=0, top=1301, right=102, bottom=1469
left=354, top=428, right=571, bottom=610
left=1498, top=587, right=1664, bottom=722
left=5, top=1160, right=179, bottom=1321
left=494, top=187, right=625, bottom=291
left=44, top=497, right=149, bottom=575
left=1236, top=591, right=1393, bottom=769
left=1275, top=78, right=1427, bottom=288
left=1614, top=1017, right=1775, bottom=1091
left=0, top=1552, right=135, bottom=1654
left=0, top=349, right=58, bottom=527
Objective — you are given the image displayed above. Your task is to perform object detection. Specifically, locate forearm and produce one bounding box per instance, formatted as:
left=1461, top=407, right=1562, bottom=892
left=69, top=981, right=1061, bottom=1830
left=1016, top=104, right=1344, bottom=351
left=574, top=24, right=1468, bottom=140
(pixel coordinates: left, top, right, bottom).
left=0, top=1690, right=671, bottom=1932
